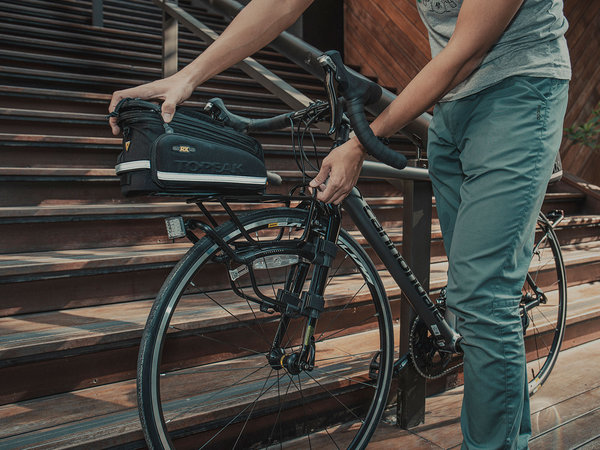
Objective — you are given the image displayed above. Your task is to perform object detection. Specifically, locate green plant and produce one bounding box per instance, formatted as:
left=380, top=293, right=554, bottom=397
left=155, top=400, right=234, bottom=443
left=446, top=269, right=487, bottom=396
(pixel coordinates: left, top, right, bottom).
left=565, top=101, right=600, bottom=149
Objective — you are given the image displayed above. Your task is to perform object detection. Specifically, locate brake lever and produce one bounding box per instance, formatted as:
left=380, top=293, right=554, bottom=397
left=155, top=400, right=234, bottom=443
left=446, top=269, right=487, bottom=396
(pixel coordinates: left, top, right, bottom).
left=204, top=101, right=224, bottom=123
left=318, top=54, right=341, bottom=136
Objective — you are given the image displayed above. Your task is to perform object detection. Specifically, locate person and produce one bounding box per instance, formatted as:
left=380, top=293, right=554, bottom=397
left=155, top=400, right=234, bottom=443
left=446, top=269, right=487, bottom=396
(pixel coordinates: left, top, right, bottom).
left=109, top=0, right=571, bottom=447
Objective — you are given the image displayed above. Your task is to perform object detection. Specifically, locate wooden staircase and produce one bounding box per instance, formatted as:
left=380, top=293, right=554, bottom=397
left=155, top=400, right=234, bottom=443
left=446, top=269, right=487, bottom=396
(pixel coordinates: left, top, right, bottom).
left=1, top=0, right=599, bottom=447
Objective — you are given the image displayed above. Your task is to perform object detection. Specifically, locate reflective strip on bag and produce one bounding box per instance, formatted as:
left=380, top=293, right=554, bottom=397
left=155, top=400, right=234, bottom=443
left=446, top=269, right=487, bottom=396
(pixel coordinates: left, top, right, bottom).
left=115, top=160, right=151, bottom=174
left=156, top=171, right=267, bottom=186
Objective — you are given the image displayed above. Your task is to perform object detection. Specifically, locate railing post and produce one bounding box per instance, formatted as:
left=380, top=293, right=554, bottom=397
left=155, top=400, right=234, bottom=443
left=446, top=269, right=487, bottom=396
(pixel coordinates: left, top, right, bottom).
left=162, top=0, right=179, bottom=77
left=92, top=0, right=103, bottom=27
left=397, top=168, right=432, bottom=428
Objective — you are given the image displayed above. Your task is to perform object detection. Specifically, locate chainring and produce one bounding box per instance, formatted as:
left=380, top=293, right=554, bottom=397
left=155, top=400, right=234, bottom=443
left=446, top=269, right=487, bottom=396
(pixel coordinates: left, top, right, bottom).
left=409, top=315, right=462, bottom=380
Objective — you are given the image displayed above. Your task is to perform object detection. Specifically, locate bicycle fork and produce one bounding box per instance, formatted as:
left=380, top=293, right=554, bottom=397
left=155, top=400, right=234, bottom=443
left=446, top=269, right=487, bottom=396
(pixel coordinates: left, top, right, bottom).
left=268, top=204, right=342, bottom=375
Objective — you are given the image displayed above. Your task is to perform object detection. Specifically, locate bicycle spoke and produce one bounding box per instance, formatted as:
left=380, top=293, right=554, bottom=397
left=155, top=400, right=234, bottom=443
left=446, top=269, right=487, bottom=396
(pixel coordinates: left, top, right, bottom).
left=529, top=313, right=553, bottom=356
left=266, top=369, right=293, bottom=448
left=164, top=360, right=272, bottom=424
left=235, top=276, right=272, bottom=348
left=232, top=370, right=273, bottom=449
left=324, top=253, right=349, bottom=289
left=304, top=371, right=364, bottom=423
left=296, top=374, right=314, bottom=450
left=168, top=324, right=266, bottom=359
left=522, top=215, right=566, bottom=393
left=310, top=366, right=377, bottom=390
left=315, top=281, right=367, bottom=343
left=317, top=309, right=378, bottom=343
left=190, top=283, right=272, bottom=348
left=200, top=369, right=287, bottom=450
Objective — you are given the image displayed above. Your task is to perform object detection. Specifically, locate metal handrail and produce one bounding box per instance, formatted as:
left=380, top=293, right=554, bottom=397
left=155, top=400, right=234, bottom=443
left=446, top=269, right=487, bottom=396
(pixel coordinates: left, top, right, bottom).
left=91, top=0, right=103, bottom=27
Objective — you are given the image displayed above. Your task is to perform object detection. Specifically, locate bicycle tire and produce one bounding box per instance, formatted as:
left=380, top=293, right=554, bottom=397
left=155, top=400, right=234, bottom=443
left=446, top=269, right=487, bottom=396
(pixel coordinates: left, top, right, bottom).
left=137, top=206, right=394, bottom=449
left=524, top=212, right=567, bottom=395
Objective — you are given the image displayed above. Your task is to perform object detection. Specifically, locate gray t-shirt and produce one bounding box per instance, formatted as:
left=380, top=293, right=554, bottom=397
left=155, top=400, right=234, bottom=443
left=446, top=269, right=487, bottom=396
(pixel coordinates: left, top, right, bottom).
left=416, top=0, right=572, bottom=101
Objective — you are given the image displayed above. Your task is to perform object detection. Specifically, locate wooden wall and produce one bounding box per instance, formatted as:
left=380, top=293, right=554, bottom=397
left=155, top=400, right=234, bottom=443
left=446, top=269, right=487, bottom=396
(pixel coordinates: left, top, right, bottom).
left=560, top=1, right=600, bottom=186
left=344, top=0, right=600, bottom=186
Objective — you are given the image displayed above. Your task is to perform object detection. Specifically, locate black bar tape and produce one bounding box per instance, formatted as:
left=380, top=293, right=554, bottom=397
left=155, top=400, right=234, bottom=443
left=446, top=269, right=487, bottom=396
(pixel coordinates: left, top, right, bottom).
left=247, top=113, right=293, bottom=133
left=346, top=99, right=407, bottom=170
left=208, top=97, right=292, bottom=133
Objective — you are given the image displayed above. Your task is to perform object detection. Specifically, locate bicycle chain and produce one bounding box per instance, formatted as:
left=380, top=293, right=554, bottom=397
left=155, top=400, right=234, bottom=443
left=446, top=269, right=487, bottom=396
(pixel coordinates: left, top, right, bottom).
left=408, top=315, right=463, bottom=380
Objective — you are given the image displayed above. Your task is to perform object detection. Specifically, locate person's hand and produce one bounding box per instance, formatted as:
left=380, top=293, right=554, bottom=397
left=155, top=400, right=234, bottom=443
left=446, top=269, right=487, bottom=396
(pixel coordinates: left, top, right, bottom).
left=309, top=138, right=366, bottom=205
left=108, top=72, right=195, bottom=135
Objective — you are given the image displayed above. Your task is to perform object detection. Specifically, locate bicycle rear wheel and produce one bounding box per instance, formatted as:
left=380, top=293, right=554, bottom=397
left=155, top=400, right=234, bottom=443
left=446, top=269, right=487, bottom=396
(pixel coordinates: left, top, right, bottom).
left=523, top=212, right=567, bottom=395
left=137, top=207, right=394, bottom=449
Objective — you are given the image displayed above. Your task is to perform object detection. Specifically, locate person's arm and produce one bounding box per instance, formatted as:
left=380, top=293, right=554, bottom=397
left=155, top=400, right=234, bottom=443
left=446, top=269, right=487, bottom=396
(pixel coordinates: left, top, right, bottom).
left=311, top=0, right=525, bottom=204
left=109, top=0, right=313, bottom=134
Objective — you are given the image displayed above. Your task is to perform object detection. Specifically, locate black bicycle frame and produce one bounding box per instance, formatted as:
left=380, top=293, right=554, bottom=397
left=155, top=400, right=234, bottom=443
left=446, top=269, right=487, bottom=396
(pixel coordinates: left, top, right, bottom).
left=343, top=187, right=462, bottom=353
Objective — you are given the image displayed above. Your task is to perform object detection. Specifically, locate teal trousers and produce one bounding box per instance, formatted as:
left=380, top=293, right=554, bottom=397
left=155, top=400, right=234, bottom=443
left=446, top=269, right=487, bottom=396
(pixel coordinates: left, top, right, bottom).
left=427, top=76, right=569, bottom=450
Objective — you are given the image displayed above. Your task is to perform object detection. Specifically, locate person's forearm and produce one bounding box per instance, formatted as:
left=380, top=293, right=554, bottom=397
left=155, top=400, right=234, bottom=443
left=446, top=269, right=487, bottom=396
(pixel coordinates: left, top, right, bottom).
left=369, top=47, right=481, bottom=138
left=179, top=0, right=313, bottom=87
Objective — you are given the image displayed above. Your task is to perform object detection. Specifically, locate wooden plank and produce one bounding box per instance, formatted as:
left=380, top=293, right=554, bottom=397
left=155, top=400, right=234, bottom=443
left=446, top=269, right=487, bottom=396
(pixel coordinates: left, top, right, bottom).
left=0, top=269, right=396, bottom=359
left=344, top=0, right=430, bottom=90
left=284, top=419, right=441, bottom=449
left=0, top=328, right=396, bottom=447
left=528, top=339, right=600, bottom=449
left=0, top=275, right=596, bottom=405
left=407, top=339, right=600, bottom=449
left=0, top=243, right=191, bottom=277
left=276, top=335, right=600, bottom=448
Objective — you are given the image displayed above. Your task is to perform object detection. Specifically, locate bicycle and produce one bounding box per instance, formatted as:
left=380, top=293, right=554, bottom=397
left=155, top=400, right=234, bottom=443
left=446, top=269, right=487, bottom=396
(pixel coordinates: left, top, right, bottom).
left=135, top=50, right=567, bottom=449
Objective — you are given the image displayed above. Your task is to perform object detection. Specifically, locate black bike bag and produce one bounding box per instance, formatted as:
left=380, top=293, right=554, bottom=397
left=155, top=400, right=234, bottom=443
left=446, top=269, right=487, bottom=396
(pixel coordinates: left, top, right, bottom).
left=111, top=98, right=267, bottom=196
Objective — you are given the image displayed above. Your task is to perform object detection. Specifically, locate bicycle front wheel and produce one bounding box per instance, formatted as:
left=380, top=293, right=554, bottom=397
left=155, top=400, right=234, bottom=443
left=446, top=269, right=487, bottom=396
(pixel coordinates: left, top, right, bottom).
left=137, top=207, right=394, bottom=449
left=523, top=212, right=567, bottom=395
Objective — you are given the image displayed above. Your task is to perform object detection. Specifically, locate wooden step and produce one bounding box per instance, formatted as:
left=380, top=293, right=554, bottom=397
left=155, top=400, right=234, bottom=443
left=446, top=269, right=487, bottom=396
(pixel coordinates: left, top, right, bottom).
left=551, top=214, right=600, bottom=245
left=2, top=199, right=595, bottom=255
left=0, top=282, right=598, bottom=446
left=1, top=0, right=217, bottom=33
left=279, top=339, right=600, bottom=448
left=0, top=84, right=289, bottom=116
left=0, top=219, right=431, bottom=317
left=0, top=174, right=593, bottom=252
left=0, top=166, right=410, bottom=207
left=0, top=225, right=420, bottom=317
left=0, top=241, right=598, bottom=405
left=0, top=243, right=191, bottom=281
left=541, top=192, right=586, bottom=215
left=0, top=11, right=288, bottom=66
left=0, top=64, right=282, bottom=97
left=0, top=269, right=408, bottom=404
left=0, top=108, right=338, bottom=145
left=0, top=330, right=388, bottom=448
left=0, top=31, right=317, bottom=85
left=0, top=215, right=415, bottom=279
left=0, top=49, right=323, bottom=97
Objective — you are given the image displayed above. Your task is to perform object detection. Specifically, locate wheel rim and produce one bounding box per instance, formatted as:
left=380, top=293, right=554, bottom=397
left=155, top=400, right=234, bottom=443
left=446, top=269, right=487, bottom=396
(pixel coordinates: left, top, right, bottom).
left=523, top=214, right=567, bottom=395
left=140, top=210, right=393, bottom=448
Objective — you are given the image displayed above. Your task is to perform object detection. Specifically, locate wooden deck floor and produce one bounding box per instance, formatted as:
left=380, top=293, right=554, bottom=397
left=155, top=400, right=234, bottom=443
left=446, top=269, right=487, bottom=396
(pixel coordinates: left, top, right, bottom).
left=366, top=339, right=600, bottom=449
